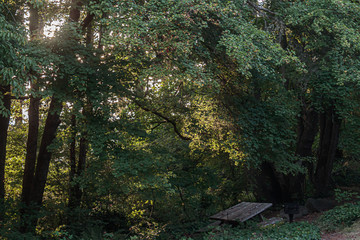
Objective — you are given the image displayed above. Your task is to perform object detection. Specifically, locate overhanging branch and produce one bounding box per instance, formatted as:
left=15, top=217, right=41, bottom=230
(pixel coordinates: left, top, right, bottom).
left=134, top=100, right=191, bottom=141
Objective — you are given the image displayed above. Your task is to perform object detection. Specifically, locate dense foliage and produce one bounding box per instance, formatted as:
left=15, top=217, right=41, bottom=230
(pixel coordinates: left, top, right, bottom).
left=317, top=202, right=360, bottom=232
left=1, top=0, right=360, bottom=239
left=201, top=222, right=321, bottom=240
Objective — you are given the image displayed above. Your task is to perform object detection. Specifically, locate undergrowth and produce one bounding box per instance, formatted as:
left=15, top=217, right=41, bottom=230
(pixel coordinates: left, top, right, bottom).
left=317, top=202, right=360, bottom=232
left=191, top=221, right=320, bottom=240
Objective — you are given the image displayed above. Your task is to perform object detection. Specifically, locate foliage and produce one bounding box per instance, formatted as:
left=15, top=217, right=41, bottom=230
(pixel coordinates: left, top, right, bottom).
left=283, top=0, right=360, bottom=148
left=0, top=4, right=30, bottom=112
left=2, top=0, right=360, bottom=239
left=334, top=188, right=359, bottom=203
left=200, top=221, right=320, bottom=240
left=317, top=203, right=360, bottom=232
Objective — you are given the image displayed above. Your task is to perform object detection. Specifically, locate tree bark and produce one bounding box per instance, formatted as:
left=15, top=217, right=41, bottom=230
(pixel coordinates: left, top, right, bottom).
left=296, top=106, right=319, bottom=158
left=20, top=3, right=41, bottom=232
left=0, top=85, right=11, bottom=219
left=68, top=115, right=79, bottom=209
left=19, top=93, right=40, bottom=233
left=31, top=97, right=62, bottom=206
left=30, top=0, right=83, bottom=209
left=314, top=107, right=341, bottom=196
left=68, top=14, right=91, bottom=210
left=68, top=136, right=87, bottom=209
left=296, top=105, right=319, bottom=182
left=256, top=162, right=284, bottom=203
left=278, top=104, right=320, bottom=202
left=21, top=85, right=40, bottom=206
left=78, top=137, right=87, bottom=175
left=21, top=0, right=90, bottom=232
left=257, top=103, right=319, bottom=203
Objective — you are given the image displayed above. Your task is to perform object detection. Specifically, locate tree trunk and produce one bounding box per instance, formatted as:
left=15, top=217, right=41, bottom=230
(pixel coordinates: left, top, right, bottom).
left=69, top=135, right=87, bottom=209
left=68, top=115, right=80, bottom=209
left=31, top=97, right=62, bottom=206
left=288, top=104, right=319, bottom=199
left=19, top=94, right=40, bottom=233
left=78, top=137, right=87, bottom=175
left=256, top=162, right=284, bottom=203
left=0, top=85, right=11, bottom=220
left=21, top=87, right=40, bottom=206
left=296, top=106, right=319, bottom=158
left=69, top=115, right=77, bottom=198
left=314, top=107, right=341, bottom=196
left=272, top=104, right=319, bottom=203
left=19, top=3, right=41, bottom=232
left=21, top=0, right=88, bottom=232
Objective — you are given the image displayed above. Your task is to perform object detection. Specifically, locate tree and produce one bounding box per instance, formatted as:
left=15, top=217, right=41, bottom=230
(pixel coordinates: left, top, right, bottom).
left=0, top=1, right=29, bottom=218
left=283, top=0, right=360, bottom=196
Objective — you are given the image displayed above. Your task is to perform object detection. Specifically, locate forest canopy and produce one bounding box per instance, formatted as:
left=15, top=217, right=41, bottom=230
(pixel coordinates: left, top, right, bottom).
left=1, top=0, right=360, bottom=239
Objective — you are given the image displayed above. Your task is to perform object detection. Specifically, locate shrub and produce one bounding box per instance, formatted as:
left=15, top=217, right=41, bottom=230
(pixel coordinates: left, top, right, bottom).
left=317, top=202, right=360, bottom=231
left=334, top=188, right=359, bottom=203
left=201, top=221, right=320, bottom=240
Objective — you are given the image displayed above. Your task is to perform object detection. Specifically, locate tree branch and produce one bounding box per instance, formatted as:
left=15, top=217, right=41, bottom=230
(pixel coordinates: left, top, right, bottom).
left=81, top=13, right=94, bottom=32
left=246, top=1, right=277, bottom=16
left=150, top=121, right=166, bottom=131
left=134, top=100, right=191, bottom=140
left=10, top=96, right=30, bottom=100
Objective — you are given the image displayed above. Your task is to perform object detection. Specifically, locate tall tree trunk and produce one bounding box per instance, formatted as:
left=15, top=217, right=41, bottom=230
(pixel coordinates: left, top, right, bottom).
left=30, top=0, right=82, bottom=210
left=19, top=3, right=41, bottom=232
left=314, top=107, right=341, bottom=196
left=22, top=0, right=89, bottom=232
left=68, top=115, right=78, bottom=209
left=68, top=4, right=91, bottom=210
left=76, top=136, right=87, bottom=190
left=20, top=92, right=40, bottom=233
left=22, top=97, right=62, bottom=233
left=296, top=106, right=319, bottom=157
left=256, top=162, right=284, bottom=203
left=31, top=97, right=62, bottom=206
left=68, top=115, right=87, bottom=233
left=279, top=104, right=320, bottom=202
left=21, top=84, right=40, bottom=206
left=296, top=105, right=319, bottom=182
left=68, top=135, right=87, bottom=209
left=0, top=85, right=11, bottom=220
left=257, top=106, right=319, bottom=203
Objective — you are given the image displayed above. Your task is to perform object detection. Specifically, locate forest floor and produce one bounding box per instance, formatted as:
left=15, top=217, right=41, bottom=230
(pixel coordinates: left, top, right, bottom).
left=296, top=212, right=360, bottom=240
left=321, top=220, right=360, bottom=240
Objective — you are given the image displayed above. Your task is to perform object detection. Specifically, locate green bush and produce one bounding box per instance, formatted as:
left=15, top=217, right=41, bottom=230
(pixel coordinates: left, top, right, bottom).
left=334, top=188, right=359, bottom=203
left=317, top=202, right=360, bottom=231
left=201, top=221, right=320, bottom=240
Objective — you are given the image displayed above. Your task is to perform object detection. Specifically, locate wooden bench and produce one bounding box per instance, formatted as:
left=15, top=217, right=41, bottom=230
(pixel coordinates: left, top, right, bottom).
left=210, top=202, right=273, bottom=224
